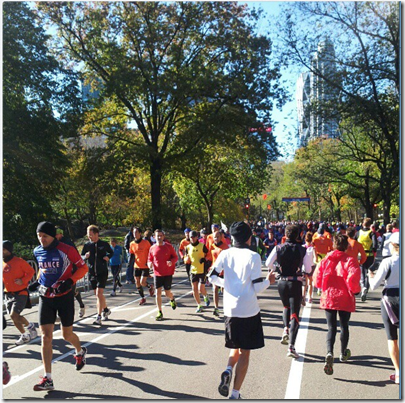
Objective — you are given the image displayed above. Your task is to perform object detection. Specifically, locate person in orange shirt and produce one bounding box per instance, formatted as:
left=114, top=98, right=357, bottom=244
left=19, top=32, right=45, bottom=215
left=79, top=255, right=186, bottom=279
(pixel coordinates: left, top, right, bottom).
left=209, top=231, right=229, bottom=317
left=179, top=228, right=191, bottom=282
left=205, top=224, right=220, bottom=272
left=3, top=240, right=37, bottom=346
left=129, top=227, right=153, bottom=305
left=346, top=227, right=367, bottom=266
left=313, top=224, right=333, bottom=263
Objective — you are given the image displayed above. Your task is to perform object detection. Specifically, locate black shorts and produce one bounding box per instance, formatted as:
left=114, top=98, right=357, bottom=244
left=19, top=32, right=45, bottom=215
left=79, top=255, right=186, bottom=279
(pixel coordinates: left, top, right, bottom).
left=135, top=268, right=150, bottom=278
left=381, top=290, right=399, bottom=341
left=154, top=275, right=173, bottom=290
left=89, top=271, right=108, bottom=289
left=39, top=290, right=75, bottom=327
left=224, top=313, right=265, bottom=350
left=191, top=273, right=206, bottom=283
left=5, top=293, right=27, bottom=315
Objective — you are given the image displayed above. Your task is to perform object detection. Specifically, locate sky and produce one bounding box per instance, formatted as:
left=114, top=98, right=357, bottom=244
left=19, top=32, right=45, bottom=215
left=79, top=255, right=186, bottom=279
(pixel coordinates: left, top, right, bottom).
left=242, top=1, right=301, bottom=160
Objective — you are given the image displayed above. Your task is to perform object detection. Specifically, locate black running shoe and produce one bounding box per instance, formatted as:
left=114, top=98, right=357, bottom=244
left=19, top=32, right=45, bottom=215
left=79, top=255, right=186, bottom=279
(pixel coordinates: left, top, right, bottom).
left=218, top=370, right=232, bottom=397
left=33, top=376, right=54, bottom=391
left=74, top=347, right=87, bottom=371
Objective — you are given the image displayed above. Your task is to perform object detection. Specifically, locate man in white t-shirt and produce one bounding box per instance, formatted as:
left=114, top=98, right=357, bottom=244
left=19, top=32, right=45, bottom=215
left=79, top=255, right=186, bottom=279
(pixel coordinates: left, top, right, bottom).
left=209, top=221, right=275, bottom=399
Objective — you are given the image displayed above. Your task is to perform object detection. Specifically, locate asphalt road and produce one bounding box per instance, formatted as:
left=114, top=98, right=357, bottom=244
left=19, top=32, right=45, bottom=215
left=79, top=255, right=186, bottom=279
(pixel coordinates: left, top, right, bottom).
left=2, top=265, right=401, bottom=400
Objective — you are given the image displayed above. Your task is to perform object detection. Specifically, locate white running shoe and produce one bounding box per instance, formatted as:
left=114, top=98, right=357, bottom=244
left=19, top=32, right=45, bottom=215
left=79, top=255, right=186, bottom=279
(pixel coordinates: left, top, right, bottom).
left=16, top=333, right=31, bottom=346
left=28, top=325, right=38, bottom=340
left=79, top=307, right=85, bottom=318
left=110, top=291, right=116, bottom=296
left=287, top=346, right=300, bottom=359
left=102, top=308, right=112, bottom=319
left=119, top=286, right=123, bottom=293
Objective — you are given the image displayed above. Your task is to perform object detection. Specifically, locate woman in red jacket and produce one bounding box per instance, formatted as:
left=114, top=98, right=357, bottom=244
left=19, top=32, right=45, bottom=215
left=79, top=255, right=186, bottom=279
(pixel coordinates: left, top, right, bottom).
left=313, top=234, right=361, bottom=376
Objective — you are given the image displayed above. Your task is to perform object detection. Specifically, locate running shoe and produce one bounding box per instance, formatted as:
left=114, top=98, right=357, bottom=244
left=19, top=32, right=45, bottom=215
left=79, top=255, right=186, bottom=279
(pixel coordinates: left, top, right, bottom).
left=79, top=307, right=85, bottom=318
left=196, top=305, right=203, bottom=313
left=229, top=395, right=242, bottom=399
left=33, top=376, right=54, bottom=391
left=139, top=298, right=146, bottom=306
left=93, top=316, right=102, bottom=326
left=218, top=369, right=232, bottom=397
left=149, top=284, right=155, bottom=297
left=204, top=296, right=210, bottom=307
left=301, top=297, right=306, bottom=307
left=102, top=308, right=112, bottom=319
left=361, top=288, right=368, bottom=302
left=3, top=362, right=11, bottom=385
left=15, top=333, right=30, bottom=346
left=287, top=346, right=299, bottom=359
left=170, top=299, right=177, bottom=310
left=280, top=328, right=289, bottom=345
left=156, top=311, right=163, bottom=321
left=339, top=349, right=351, bottom=362
left=324, top=352, right=334, bottom=375
left=119, top=286, right=123, bottom=293
left=390, top=374, right=399, bottom=384
left=74, top=347, right=87, bottom=371
left=28, top=324, right=38, bottom=340
left=110, top=291, right=116, bottom=297
left=213, top=308, right=220, bottom=317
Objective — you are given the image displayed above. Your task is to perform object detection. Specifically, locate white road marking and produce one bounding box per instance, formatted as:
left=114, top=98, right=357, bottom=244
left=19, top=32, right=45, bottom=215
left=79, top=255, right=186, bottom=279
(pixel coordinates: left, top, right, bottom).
left=3, top=280, right=192, bottom=389
left=284, top=302, right=312, bottom=399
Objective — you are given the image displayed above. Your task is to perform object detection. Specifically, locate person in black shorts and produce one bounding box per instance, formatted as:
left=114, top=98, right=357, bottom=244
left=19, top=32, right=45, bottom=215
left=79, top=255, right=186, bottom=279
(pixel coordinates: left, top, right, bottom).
left=209, top=221, right=275, bottom=399
left=30, top=221, right=89, bottom=391
left=81, top=225, right=114, bottom=325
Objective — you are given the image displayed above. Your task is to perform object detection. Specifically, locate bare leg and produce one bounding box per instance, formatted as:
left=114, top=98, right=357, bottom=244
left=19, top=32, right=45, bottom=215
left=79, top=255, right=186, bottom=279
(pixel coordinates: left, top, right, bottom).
left=40, top=324, right=55, bottom=374
left=61, top=325, right=82, bottom=353
left=96, top=288, right=107, bottom=315
left=192, top=282, right=201, bottom=305
left=233, top=349, right=250, bottom=391
left=388, top=340, right=400, bottom=374
left=164, top=289, right=174, bottom=300
left=156, top=287, right=163, bottom=311
left=200, top=283, right=207, bottom=297
left=214, top=285, right=219, bottom=309
left=10, top=311, right=29, bottom=333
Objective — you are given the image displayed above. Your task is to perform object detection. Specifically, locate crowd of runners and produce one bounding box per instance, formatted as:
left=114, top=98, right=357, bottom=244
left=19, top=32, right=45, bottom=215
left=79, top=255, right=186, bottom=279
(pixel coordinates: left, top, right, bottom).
left=2, top=216, right=400, bottom=396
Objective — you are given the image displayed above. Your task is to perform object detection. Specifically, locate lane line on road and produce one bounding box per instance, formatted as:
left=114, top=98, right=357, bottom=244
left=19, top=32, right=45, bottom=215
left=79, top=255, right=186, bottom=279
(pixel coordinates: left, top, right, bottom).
left=3, top=280, right=192, bottom=389
left=284, top=302, right=312, bottom=399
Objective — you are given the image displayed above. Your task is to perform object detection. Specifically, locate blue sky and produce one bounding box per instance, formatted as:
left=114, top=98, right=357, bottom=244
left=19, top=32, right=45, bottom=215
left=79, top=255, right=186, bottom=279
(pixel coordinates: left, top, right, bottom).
left=243, top=1, right=300, bottom=160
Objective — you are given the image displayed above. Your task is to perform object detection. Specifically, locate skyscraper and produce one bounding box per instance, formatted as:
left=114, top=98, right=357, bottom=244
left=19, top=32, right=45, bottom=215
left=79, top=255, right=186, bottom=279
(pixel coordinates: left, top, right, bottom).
left=297, top=38, right=339, bottom=147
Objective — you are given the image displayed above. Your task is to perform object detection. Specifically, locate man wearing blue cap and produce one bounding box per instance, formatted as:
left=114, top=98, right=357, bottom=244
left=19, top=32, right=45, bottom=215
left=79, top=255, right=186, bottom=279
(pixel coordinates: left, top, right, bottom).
left=179, top=228, right=191, bottom=281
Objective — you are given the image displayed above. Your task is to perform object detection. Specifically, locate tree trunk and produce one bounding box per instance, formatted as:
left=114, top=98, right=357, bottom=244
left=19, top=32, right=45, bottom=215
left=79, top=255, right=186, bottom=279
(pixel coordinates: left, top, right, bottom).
left=63, top=207, right=76, bottom=241
left=150, top=158, right=162, bottom=230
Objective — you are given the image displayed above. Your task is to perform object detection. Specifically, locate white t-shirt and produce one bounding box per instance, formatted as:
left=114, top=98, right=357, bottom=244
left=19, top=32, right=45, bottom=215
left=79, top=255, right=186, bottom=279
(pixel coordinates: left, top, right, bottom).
left=369, top=254, right=399, bottom=290
left=302, top=245, right=315, bottom=273
left=209, top=247, right=269, bottom=318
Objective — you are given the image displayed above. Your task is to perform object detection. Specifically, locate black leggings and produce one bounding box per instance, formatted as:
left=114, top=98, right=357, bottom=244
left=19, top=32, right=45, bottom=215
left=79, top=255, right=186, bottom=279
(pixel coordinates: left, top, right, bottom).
left=277, top=280, right=302, bottom=346
left=111, top=265, right=122, bottom=291
left=325, top=309, right=351, bottom=355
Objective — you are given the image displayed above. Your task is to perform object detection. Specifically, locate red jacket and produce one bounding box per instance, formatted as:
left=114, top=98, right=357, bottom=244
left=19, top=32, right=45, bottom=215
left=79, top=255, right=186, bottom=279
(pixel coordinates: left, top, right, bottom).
left=313, top=250, right=361, bottom=312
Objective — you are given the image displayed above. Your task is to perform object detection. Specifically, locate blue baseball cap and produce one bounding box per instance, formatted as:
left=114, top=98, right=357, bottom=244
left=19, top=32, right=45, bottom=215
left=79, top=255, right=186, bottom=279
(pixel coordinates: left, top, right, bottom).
left=184, top=228, right=191, bottom=233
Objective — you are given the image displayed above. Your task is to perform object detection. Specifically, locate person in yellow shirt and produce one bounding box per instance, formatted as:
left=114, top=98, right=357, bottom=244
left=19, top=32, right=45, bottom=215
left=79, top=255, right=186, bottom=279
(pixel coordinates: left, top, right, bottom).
left=185, top=231, right=210, bottom=313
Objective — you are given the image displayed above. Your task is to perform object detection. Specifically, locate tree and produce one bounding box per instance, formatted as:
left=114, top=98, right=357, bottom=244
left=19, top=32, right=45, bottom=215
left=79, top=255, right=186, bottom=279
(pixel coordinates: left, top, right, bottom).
left=3, top=2, right=81, bottom=242
left=278, top=2, right=399, bottom=224
left=37, top=2, right=285, bottom=228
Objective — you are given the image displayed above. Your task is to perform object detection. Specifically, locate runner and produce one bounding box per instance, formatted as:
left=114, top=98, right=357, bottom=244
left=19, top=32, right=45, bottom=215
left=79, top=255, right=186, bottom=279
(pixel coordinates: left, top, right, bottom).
left=109, top=238, right=123, bottom=296
left=346, top=227, right=367, bottom=267
left=313, top=234, right=361, bottom=375
left=208, top=230, right=229, bottom=317
left=124, top=225, right=135, bottom=284
left=185, top=230, right=210, bottom=313
left=368, top=232, right=400, bottom=384
left=3, top=240, right=37, bottom=345
left=301, top=232, right=316, bottom=305
left=29, top=221, right=89, bottom=391
left=179, top=228, right=191, bottom=282
left=81, top=225, right=114, bottom=325
left=266, top=224, right=306, bottom=359
left=129, top=227, right=154, bottom=305
left=355, top=217, right=378, bottom=302
left=209, top=221, right=275, bottom=399
left=55, top=229, right=86, bottom=318
left=147, top=229, right=178, bottom=321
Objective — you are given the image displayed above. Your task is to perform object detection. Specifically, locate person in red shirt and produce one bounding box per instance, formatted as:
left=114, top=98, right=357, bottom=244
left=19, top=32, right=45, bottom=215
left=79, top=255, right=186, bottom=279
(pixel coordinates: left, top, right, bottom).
left=147, top=229, right=178, bottom=321
left=313, top=234, right=361, bottom=376
left=346, top=227, right=367, bottom=266
left=209, top=231, right=229, bottom=317
left=3, top=240, right=37, bottom=346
